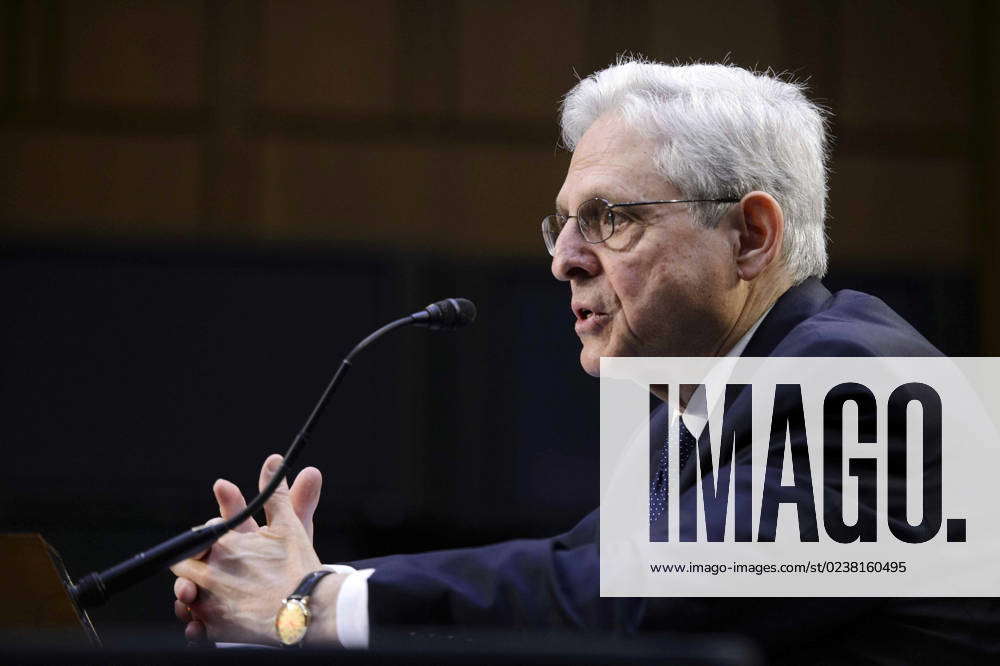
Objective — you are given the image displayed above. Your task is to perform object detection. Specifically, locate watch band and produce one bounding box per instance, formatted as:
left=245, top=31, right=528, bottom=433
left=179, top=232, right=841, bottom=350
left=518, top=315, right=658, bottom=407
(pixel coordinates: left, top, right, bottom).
left=275, top=570, right=333, bottom=647
left=289, top=570, right=332, bottom=599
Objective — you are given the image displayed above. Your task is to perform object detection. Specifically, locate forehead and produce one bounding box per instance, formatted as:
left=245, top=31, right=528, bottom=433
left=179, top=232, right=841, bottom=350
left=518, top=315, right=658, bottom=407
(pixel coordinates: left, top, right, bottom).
left=556, top=113, right=676, bottom=212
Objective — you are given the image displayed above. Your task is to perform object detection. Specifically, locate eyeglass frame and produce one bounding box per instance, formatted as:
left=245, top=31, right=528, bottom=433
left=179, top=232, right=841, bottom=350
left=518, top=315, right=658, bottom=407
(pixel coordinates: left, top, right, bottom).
left=542, top=196, right=743, bottom=256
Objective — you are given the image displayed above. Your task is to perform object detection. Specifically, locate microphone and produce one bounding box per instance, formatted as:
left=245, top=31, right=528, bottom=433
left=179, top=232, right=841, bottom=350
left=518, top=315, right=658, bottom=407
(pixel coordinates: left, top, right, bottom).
left=71, top=297, right=477, bottom=608
left=410, top=297, right=477, bottom=331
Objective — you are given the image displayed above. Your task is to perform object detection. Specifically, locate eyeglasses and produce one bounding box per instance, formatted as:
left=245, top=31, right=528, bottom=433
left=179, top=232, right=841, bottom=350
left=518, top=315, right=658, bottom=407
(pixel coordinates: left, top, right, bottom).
left=541, top=196, right=741, bottom=256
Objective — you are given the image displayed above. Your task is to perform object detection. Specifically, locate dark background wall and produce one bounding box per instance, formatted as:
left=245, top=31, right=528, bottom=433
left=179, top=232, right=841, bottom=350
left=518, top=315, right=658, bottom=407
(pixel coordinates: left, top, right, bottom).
left=1, top=0, right=998, bottom=644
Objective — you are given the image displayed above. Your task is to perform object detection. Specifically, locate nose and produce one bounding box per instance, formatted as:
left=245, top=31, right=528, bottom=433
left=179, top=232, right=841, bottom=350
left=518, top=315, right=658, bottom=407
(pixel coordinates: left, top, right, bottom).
left=550, top=219, right=602, bottom=282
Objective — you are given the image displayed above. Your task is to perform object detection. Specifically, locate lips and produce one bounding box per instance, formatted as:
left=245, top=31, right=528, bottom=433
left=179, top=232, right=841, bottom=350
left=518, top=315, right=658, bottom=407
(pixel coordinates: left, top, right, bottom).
left=572, top=302, right=610, bottom=334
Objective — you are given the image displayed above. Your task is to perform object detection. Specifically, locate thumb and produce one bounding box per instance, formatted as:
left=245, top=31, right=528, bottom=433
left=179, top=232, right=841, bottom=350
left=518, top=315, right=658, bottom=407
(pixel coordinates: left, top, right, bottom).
left=258, top=453, right=297, bottom=528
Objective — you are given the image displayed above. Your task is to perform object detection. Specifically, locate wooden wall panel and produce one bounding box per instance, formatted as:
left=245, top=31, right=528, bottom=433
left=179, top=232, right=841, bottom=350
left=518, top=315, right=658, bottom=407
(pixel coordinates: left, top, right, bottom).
left=199, top=0, right=261, bottom=236
left=61, top=0, right=204, bottom=107
left=257, top=138, right=569, bottom=255
left=457, top=0, right=586, bottom=120
left=449, top=145, right=570, bottom=256
left=646, top=0, right=783, bottom=69
left=838, top=0, right=973, bottom=130
left=12, top=0, right=51, bottom=102
left=258, top=138, right=453, bottom=245
left=0, top=0, right=992, bottom=289
left=1, top=132, right=201, bottom=235
left=828, top=155, right=971, bottom=268
left=395, top=0, right=460, bottom=116
left=260, top=0, right=396, bottom=113
left=0, top=3, right=9, bottom=101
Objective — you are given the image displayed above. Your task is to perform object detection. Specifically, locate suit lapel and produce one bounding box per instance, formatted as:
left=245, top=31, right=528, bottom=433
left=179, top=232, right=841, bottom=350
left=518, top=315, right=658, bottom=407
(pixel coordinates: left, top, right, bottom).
left=741, top=277, right=833, bottom=358
left=652, top=278, right=835, bottom=497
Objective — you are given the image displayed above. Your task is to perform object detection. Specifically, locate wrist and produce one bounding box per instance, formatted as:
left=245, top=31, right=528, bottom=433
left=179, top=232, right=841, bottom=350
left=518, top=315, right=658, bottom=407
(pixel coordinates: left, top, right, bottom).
left=299, top=572, right=346, bottom=647
left=275, top=571, right=346, bottom=647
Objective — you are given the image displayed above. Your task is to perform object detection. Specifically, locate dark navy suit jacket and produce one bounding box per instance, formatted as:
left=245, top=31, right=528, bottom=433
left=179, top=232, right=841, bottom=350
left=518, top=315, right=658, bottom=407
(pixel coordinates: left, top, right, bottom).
left=352, top=278, right=1000, bottom=663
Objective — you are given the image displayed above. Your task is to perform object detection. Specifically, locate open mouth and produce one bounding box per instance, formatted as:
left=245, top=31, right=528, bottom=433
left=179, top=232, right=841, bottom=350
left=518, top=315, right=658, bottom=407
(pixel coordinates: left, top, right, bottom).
left=572, top=302, right=609, bottom=328
left=574, top=306, right=609, bottom=327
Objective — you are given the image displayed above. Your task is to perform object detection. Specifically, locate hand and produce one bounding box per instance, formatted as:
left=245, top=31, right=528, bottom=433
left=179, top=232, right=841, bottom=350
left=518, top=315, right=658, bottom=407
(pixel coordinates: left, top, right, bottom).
left=171, top=454, right=342, bottom=645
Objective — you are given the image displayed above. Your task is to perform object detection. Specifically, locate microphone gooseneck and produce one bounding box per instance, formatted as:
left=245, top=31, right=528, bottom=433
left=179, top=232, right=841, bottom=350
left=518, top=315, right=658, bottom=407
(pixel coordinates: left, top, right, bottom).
left=71, top=297, right=477, bottom=609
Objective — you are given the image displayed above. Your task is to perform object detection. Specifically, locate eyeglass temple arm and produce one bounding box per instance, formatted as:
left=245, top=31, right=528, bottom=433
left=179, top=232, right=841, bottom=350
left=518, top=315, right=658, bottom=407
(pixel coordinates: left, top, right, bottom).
left=610, top=197, right=742, bottom=208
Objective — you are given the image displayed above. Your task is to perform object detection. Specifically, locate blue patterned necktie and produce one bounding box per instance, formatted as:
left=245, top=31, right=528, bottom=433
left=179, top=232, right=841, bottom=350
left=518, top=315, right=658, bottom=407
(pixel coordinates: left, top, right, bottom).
left=650, top=418, right=697, bottom=539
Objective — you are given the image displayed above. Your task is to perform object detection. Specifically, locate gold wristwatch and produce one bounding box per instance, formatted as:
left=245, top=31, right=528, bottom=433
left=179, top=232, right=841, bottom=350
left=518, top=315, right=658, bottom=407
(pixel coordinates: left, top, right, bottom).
left=275, top=570, right=333, bottom=647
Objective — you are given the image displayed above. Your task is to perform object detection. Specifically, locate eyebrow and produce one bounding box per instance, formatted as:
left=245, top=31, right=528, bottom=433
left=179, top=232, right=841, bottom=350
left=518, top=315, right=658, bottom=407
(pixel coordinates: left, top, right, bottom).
left=555, top=189, right=639, bottom=215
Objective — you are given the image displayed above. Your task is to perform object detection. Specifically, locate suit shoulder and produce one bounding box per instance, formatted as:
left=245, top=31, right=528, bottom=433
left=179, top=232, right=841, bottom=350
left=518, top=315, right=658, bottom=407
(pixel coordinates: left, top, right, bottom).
left=772, top=289, right=942, bottom=357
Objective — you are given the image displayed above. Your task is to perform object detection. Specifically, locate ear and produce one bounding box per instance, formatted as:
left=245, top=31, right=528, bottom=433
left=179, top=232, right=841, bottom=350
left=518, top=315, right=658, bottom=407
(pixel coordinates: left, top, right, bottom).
left=733, top=191, right=784, bottom=281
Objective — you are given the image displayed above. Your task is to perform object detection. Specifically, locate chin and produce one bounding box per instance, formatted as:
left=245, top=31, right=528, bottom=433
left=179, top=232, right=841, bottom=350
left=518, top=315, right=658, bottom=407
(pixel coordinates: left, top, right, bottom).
left=579, top=347, right=602, bottom=377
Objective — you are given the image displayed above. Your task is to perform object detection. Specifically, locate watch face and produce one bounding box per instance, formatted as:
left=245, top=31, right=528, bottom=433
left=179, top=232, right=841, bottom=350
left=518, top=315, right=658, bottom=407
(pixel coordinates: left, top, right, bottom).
left=276, top=598, right=310, bottom=646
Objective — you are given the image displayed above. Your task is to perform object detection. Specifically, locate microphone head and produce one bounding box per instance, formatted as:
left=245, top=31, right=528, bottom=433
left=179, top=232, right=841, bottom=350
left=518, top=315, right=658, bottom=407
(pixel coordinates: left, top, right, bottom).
left=414, top=298, right=477, bottom=331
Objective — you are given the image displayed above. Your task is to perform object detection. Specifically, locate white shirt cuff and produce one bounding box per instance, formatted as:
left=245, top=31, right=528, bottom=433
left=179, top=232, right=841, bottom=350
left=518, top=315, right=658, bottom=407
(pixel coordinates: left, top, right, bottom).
left=322, top=564, right=375, bottom=649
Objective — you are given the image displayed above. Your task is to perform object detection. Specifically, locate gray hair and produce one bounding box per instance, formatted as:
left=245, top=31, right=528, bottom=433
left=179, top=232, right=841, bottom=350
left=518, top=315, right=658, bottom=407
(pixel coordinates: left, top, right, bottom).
left=560, top=57, right=830, bottom=282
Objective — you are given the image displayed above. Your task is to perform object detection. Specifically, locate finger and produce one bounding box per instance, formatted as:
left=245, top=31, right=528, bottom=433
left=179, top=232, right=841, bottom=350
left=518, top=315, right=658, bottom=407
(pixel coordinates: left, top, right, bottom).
left=174, top=576, right=199, bottom=605
left=213, top=478, right=258, bottom=533
left=289, top=466, right=323, bottom=540
left=171, top=558, right=210, bottom=589
left=258, top=454, right=297, bottom=528
left=190, top=517, right=225, bottom=561
left=174, top=599, right=193, bottom=623
left=185, top=620, right=206, bottom=643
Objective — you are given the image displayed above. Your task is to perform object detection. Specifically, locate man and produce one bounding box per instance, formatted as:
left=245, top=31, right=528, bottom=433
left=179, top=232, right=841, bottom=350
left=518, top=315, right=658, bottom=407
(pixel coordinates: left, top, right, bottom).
left=171, top=59, right=997, bottom=661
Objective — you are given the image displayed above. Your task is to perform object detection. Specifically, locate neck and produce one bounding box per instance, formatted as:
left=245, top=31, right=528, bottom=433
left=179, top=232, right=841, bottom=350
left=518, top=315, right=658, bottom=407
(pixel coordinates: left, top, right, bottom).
left=713, top=271, right=790, bottom=357
left=648, top=271, right=793, bottom=408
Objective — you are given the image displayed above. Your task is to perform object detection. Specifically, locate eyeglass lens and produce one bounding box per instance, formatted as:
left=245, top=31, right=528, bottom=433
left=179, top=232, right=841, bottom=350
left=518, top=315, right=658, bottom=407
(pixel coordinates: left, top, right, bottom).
left=578, top=199, right=614, bottom=243
left=541, top=199, right=615, bottom=255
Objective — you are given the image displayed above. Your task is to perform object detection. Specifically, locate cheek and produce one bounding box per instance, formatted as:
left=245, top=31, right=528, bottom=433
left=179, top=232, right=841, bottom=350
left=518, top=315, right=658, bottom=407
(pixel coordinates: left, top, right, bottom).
left=620, top=255, right=704, bottom=335
left=607, top=265, right=677, bottom=345
left=608, top=256, right=652, bottom=307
